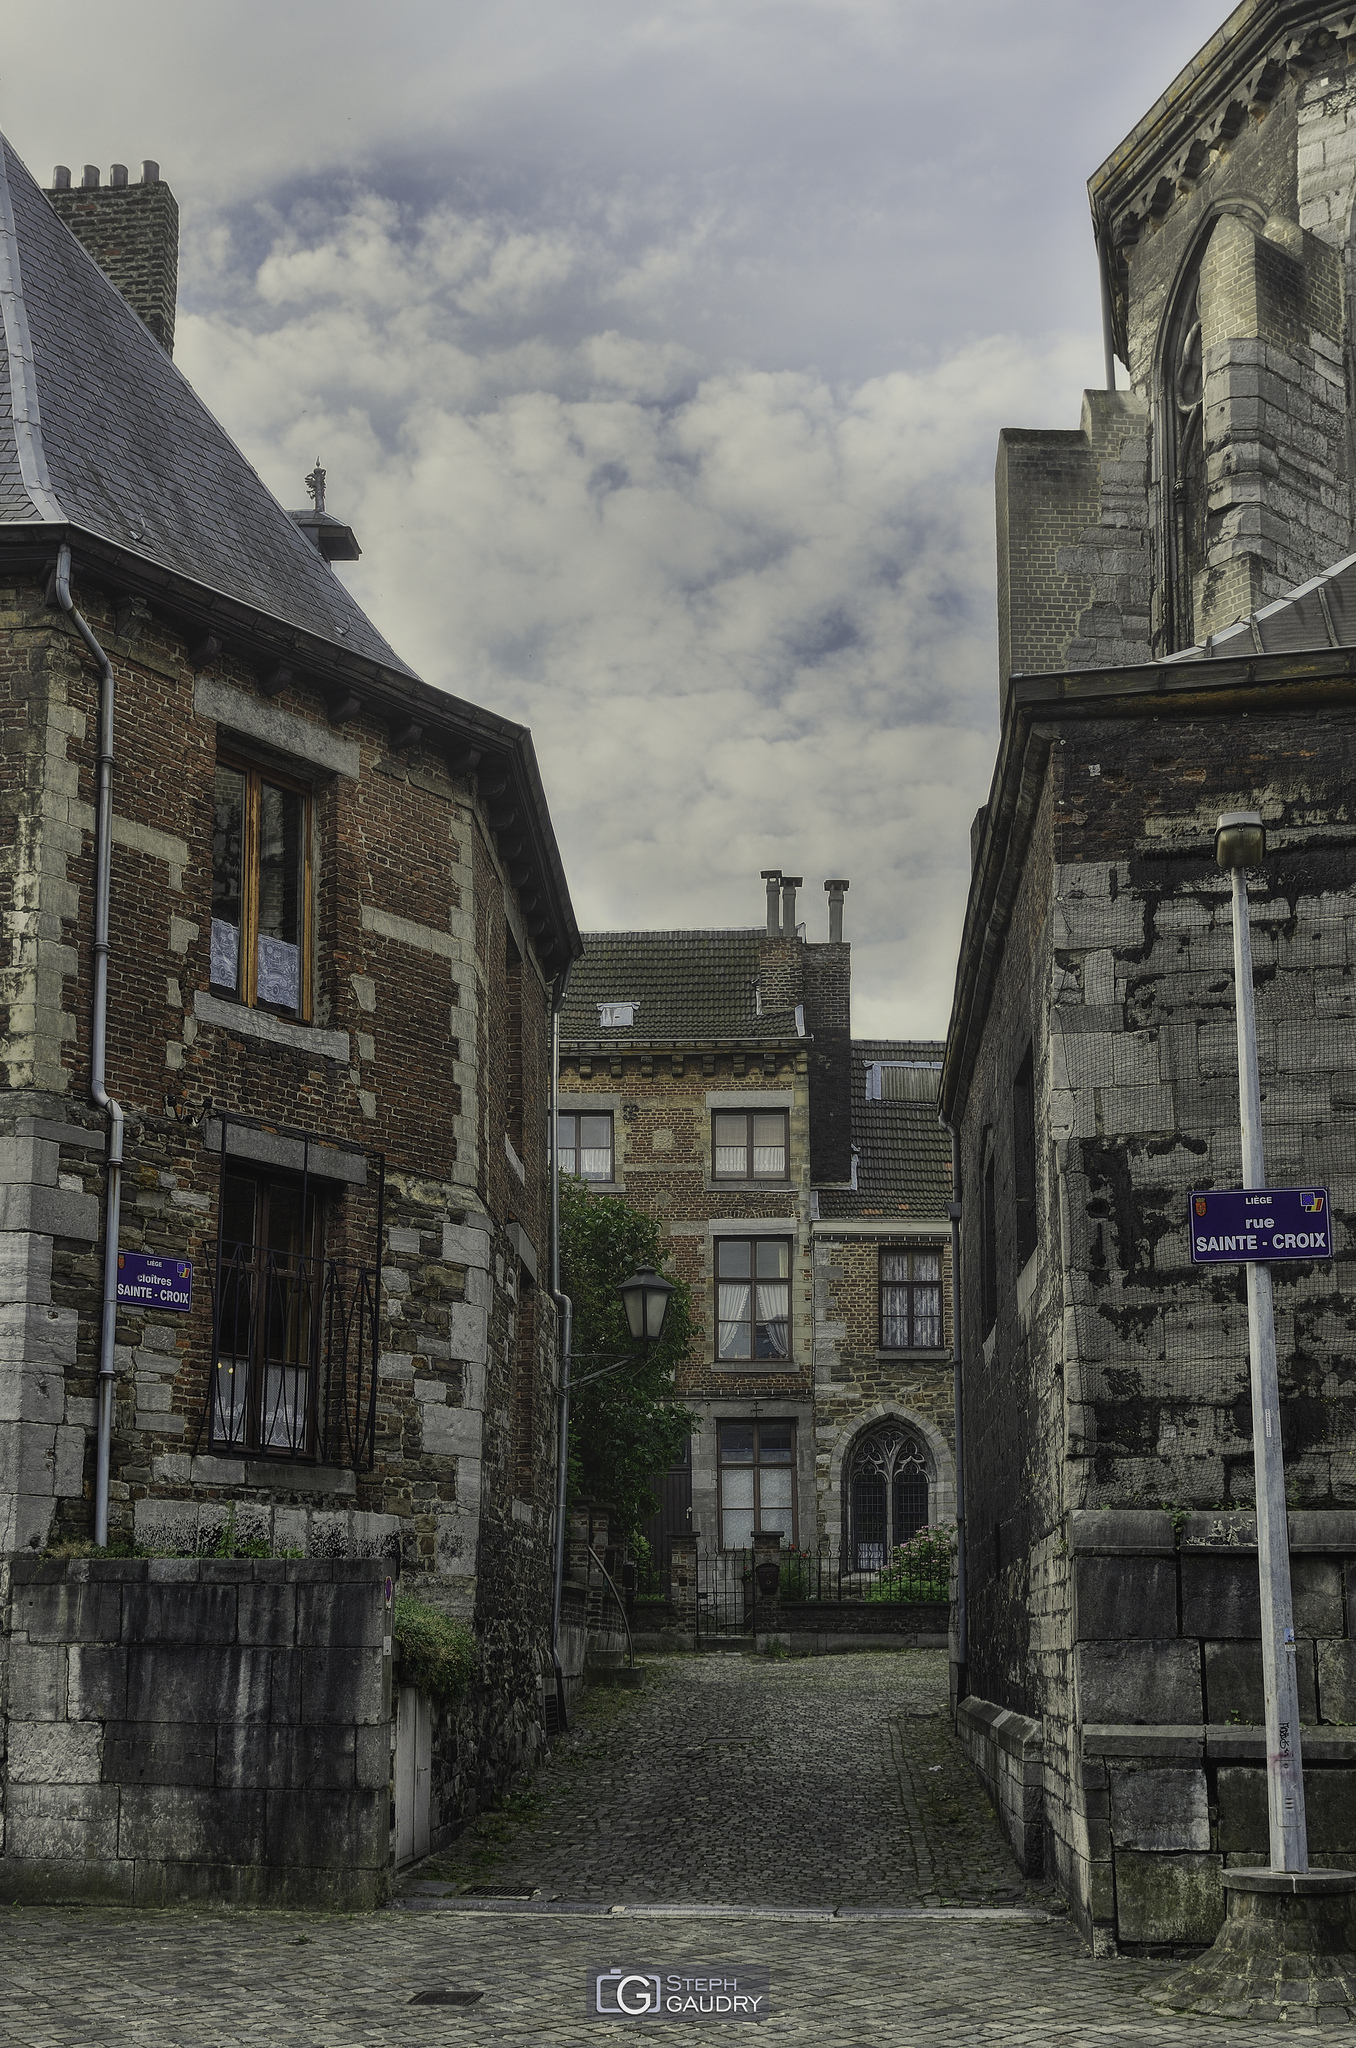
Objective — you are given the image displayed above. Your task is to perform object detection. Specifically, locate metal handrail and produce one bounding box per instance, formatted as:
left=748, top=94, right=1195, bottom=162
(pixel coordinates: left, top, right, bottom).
left=588, top=1544, right=635, bottom=1670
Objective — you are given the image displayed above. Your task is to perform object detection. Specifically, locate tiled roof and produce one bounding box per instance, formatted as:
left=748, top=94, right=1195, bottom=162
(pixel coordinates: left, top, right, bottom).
left=560, top=931, right=799, bottom=1048
left=817, top=1039, right=951, bottom=1220
left=0, top=136, right=414, bottom=678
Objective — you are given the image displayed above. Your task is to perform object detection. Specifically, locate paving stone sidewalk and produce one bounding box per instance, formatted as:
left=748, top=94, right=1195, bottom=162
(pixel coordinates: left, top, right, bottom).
left=412, top=1648, right=1041, bottom=1908
left=0, top=1902, right=1302, bottom=2046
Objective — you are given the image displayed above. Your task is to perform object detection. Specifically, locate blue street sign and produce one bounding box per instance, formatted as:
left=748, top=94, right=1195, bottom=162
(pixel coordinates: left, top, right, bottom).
left=116, top=1251, right=193, bottom=1311
left=1189, top=1188, right=1332, bottom=1264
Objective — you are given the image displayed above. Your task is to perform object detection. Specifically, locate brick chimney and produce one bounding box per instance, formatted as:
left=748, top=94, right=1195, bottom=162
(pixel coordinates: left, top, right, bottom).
left=48, top=160, right=179, bottom=354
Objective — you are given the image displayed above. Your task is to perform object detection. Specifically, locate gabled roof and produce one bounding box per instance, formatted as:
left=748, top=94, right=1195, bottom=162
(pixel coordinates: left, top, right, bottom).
left=560, top=931, right=800, bottom=1050
left=817, top=1040, right=951, bottom=1221
left=0, top=133, right=412, bottom=677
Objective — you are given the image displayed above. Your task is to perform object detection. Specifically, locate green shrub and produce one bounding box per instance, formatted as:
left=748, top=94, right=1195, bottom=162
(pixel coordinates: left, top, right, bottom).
left=865, top=1522, right=956, bottom=1603
left=392, top=1594, right=477, bottom=1703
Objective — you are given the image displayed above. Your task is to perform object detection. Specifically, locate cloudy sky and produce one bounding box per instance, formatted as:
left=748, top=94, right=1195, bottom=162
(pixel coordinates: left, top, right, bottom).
left=6, top=1, right=1223, bottom=1034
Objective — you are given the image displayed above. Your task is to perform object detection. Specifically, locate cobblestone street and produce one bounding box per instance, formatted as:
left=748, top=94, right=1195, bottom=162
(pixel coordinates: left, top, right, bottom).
left=0, top=1650, right=1306, bottom=2045
left=414, top=1648, right=1038, bottom=1908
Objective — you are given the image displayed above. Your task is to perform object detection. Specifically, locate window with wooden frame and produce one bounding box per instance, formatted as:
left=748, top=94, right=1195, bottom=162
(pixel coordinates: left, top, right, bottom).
left=711, top=1109, right=788, bottom=1181
left=211, top=757, right=313, bottom=1019
left=715, top=1236, right=791, bottom=1362
left=556, top=1111, right=614, bottom=1182
left=880, top=1246, right=944, bottom=1351
left=718, top=1418, right=795, bottom=1548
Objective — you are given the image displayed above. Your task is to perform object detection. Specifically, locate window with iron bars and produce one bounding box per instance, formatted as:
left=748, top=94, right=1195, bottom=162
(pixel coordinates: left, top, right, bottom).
left=201, top=1145, right=383, bottom=1468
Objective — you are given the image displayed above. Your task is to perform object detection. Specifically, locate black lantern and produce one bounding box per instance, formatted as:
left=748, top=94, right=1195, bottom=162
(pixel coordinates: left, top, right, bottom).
left=617, top=1265, right=675, bottom=1346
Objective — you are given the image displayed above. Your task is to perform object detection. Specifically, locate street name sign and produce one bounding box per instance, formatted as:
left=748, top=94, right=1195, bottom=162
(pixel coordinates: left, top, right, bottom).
left=1189, top=1188, right=1332, bottom=1264
left=115, top=1251, right=193, bottom=1310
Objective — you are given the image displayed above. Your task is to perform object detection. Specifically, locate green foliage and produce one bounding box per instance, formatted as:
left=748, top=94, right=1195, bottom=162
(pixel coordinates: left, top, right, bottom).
left=559, top=1176, right=697, bottom=1542
left=865, top=1522, right=956, bottom=1604
left=392, top=1594, right=477, bottom=1703
left=631, top=1532, right=660, bottom=1597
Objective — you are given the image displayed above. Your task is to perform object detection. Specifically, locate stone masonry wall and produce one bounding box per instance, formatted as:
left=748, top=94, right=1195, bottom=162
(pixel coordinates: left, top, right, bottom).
left=0, top=1555, right=392, bottom=1908
left=810, top=1233, right=955, bottom=1560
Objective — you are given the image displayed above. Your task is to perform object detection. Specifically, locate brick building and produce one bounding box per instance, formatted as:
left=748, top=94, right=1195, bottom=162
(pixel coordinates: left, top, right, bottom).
left=558, top=874, right=954, bottom=1565
left=947, top=1, right=1356, bottom=1954
left=813, top=1041, right=954, bottom=1569
left=0, top=137, right=579, bottom=1819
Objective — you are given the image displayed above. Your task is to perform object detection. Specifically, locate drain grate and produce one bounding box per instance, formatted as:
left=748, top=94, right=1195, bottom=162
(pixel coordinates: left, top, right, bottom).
left=409, top=1989, right=484, bottom=2006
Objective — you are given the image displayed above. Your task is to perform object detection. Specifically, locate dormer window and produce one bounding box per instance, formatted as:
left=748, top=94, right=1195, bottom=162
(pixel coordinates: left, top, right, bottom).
left=598, top=1002, right=636, bottom=1028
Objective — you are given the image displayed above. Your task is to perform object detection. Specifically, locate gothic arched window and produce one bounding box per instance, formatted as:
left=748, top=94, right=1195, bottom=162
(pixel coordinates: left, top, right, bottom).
left=844, top=1422, right=930, bottom=1571
left=1162, top=263, right=1206, bottom=652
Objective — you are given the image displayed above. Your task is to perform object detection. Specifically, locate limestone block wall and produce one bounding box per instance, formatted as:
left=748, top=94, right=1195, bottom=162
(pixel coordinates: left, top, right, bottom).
left=966, top=1508, right=1356, bottom=1953
left=810, top=1232, right=955, bottom=1559
left=0, top=1555, right=393, bottom=1907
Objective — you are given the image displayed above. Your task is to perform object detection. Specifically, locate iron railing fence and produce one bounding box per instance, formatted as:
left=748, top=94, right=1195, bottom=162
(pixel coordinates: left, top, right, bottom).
left=196, top=1242, right=381, bottom=1468
left=637, top=1537, right=955, bottom=1632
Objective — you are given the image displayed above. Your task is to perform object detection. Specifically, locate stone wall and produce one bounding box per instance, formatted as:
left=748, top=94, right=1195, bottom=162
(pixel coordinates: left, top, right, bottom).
left=758, top=1598, right=948, bottom=1655
left=810, top=1231, right=955, bottom=1558
left=963, top=1508, right=1356, bottom=1953
left=0, top=1555, right=392, bottom=1907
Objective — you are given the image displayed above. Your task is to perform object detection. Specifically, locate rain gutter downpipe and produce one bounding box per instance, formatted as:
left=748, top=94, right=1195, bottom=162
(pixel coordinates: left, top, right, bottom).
left=942, top=1115, right=967, bottom=1704
left=548, top=960, right=575, bottom=1729
left=55, top=544, right=122, bottom=1549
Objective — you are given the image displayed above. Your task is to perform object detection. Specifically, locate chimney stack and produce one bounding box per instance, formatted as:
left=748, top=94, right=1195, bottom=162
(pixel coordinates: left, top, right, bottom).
left=761, top=869, right=781, bottom=937
left=48, top=159, right=180, bottom=354
left=780, top=876, right=802, bottom=938
left=825, top=878, right=849, bottom=943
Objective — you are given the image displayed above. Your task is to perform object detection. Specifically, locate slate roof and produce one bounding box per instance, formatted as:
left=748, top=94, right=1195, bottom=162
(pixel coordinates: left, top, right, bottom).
left=560, top=931, right=800, bottom=1048
left=0, top=134, right=413, bottom=677
left=817, top=1039, right=951, bottom=1221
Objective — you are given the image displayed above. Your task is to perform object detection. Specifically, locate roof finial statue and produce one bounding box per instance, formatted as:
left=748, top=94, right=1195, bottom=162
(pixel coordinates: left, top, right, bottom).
left=304, top=461, right=326, bottom=515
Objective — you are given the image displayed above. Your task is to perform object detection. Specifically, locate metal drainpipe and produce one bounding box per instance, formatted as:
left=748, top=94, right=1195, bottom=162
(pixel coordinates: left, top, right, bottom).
left=942, top=1116, right=967, bottom=1700
left=54, top=545, right=123, bottom=1549
left=547, top=960, right=575, bottom=1729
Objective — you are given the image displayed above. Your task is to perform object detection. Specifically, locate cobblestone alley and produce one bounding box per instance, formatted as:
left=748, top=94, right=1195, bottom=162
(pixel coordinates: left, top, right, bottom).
left=410, top=1648, right=1036, bottom=1908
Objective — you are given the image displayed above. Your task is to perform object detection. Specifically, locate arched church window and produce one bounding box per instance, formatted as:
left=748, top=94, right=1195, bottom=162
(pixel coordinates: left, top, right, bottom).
left=844, top=1421, right=930, bottom=1572
left=1162, top=264, right=1206, bottom=652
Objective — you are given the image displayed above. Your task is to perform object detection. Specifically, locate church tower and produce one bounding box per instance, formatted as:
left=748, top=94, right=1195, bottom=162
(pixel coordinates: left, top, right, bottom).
left=1000, top=3, right=1356, bottom=680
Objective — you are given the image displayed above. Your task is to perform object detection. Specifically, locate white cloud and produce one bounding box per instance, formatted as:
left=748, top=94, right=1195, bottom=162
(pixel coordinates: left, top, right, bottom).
left=175, top=185, right=1092, bottom=1034
left=1, top=0, right=1230, bottom=1030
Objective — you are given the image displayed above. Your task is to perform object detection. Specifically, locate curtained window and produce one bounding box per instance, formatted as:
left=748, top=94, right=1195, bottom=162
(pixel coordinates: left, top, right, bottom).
left=716, top=1237, right=791, bottom=1361
left=880, top=1246, right=943, bottom=1350
left=718, top=1418, right=795, bottom=1549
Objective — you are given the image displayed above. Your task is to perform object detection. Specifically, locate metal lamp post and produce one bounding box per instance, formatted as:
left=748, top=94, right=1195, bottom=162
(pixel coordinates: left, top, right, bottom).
left=1215, top=809, right=1308, bottom=1874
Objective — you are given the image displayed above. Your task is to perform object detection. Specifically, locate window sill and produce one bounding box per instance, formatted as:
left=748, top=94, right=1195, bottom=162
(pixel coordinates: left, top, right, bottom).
left=706, top=1181, right=795, bottom=1195
left=712, top=1361, right=797, bottom=1374
left=194, top=990, right=350, bottom=1063
left=876, top=1349, right=950, bottom=1362
left=194, top=1450, right=358, bottom=1498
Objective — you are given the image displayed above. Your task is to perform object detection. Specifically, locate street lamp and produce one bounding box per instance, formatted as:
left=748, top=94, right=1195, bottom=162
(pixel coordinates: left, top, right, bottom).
left=1215, top=809, right=1308, bottom=1875
left=550, top=1258, right=677, bottom=1720
left=618, top=1265, right=675, bottom=1347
